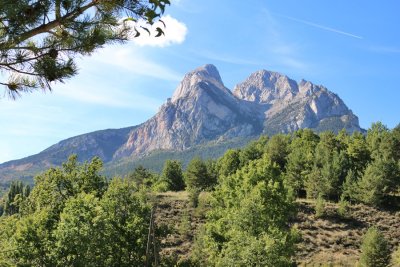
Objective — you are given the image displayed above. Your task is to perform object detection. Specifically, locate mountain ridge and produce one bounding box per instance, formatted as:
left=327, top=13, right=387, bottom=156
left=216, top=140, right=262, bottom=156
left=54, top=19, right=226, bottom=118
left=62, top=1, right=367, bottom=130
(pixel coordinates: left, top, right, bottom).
left=0, top=64, right=363, bottom=182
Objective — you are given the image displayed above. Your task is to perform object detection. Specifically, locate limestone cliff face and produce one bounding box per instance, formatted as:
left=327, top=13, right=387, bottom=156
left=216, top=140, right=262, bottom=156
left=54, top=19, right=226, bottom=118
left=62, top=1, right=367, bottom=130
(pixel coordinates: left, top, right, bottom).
left=233, top=70, right=361, bottom=134
left=0, top=64, right=364, bottom=180
left=113, top=65, right=260, bottom=158
left=113, top=65, right=362, bottom=159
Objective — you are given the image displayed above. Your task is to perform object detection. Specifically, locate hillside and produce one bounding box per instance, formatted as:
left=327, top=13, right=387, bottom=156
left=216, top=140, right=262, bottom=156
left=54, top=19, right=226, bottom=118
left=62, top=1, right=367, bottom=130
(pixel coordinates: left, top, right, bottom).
left=0, top=64, right=363, bottom=184
left=152, top=192, right=400, bottom=266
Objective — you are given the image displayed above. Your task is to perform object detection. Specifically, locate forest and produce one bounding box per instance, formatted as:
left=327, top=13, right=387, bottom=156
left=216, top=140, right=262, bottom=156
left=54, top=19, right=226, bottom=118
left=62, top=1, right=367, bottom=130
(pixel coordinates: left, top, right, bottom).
left=0, top=122, right=400, bottom=266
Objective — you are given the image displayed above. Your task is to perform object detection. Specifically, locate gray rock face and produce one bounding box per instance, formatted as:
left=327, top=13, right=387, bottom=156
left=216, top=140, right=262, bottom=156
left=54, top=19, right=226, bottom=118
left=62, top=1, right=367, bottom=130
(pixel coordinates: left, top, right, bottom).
left=114, top=65, right=362, bottom=159
left=114, top=64, right=260, bottom=158
left=0, top=64, right=363, bottom=179
left=233, top=70, right=361, bottom=134
left=234, top=70, right=299, bottom=104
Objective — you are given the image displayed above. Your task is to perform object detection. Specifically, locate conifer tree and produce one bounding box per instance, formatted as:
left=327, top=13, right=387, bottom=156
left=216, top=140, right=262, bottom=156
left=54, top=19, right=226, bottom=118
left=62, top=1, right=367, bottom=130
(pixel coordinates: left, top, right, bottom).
left=3, top=180, right=30, bottom=215
left=161, top=160, right=185, bottom=191
left=0, top=0, right=170, bottom=98
left=359, top=227, right=391, bottom=267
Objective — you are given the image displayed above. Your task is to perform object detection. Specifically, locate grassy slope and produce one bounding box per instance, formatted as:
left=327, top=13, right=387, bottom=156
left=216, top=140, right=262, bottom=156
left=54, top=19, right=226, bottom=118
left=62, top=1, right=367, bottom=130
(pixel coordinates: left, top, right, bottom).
left=153, top=192, right=400, bottom=266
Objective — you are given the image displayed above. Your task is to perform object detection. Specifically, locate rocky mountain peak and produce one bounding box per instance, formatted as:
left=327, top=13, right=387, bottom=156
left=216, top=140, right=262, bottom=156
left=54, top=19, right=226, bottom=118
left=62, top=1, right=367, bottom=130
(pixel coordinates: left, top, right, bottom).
left=171, top=64, right=227, bottom=103
left=233, top=69, right=299, bottom=104
left=193, top=64, right=222, bottom=83
left=0, top=64, right=364, bottom=182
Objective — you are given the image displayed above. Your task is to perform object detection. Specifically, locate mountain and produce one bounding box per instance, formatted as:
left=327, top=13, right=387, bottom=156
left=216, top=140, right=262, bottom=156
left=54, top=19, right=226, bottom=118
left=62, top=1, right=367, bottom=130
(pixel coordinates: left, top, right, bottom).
left=233, top=70, right=360, bottom=134
left=0, top=64, right=363, bottom=183
left=113, top=64, right=262, bottom=159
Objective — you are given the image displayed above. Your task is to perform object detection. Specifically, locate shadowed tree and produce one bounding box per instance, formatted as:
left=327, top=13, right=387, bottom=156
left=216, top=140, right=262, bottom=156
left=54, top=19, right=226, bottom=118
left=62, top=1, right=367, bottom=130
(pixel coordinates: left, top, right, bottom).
left=161, top=159, right=185, bottom=191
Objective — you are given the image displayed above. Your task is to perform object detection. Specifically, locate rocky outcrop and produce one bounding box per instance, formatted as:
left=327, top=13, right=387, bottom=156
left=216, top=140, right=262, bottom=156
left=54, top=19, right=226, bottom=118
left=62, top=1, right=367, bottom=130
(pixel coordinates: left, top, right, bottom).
left=233, top=70, right=361, bottom=134
left=0, top=64, right=363, bottom=181
left=113, top=65, right=261, bottom=158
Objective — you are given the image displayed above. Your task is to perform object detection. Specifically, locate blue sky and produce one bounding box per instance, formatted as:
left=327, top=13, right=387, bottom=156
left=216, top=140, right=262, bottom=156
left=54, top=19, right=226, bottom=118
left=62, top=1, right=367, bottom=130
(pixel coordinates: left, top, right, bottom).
left=1, top=0, right=399, bottom=163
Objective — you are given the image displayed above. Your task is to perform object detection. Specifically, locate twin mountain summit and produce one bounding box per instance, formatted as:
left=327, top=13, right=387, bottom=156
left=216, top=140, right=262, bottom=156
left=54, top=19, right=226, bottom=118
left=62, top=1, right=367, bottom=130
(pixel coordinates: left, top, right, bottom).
left=0, top=64, right=363, bottom=182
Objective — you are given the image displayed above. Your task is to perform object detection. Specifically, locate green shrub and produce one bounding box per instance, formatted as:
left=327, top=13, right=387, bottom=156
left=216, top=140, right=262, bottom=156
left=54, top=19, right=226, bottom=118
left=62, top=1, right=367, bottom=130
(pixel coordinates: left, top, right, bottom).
left=188, top=188, right=200, bottom=208
left=178, top=208, right=191, bottom=238
left=337, top=196, right=350, bottom=218
left=315, top=195, right=326, bottom=218
left=359, top=227, right=391, bottom=267
left=392, top=246, right=400, bottom=267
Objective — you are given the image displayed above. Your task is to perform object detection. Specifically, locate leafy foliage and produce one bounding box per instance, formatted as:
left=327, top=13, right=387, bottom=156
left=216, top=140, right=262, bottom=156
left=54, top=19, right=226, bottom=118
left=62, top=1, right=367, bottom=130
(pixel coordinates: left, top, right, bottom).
left=161, top=160, right=185, bottom=191
left=359, top=227, right=391, bottom=267
left=3, top=180, right=30, bottom=215
left=193, top=155, right=297, bottom=266
left=315, top=195, right=326, bottom=218
left=185, top=157, right=216, bottom=191
left=0, top=155, right=150, bottom=266
left=0, top=0, right=170, bottom=98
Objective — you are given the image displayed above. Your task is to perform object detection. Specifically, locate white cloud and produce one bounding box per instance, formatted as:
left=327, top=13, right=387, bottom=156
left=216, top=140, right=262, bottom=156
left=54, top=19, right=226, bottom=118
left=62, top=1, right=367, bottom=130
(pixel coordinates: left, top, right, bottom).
left=89, top=45, right=183, bottom=82
left=54, top=82, right=161, bottom=111
left=130, top=15, right=188, bottom=47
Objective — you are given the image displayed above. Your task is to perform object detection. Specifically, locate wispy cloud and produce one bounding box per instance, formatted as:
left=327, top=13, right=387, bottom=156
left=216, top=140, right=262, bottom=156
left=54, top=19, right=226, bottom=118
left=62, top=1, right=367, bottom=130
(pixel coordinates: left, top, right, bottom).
left=198, top=50, right=263, bottom=65
left=260, top=9, right=310, bottom=72
left=90, top=45, right=182, bottom=82
left=368, top=45, right=400, bottom=54
left=54, top=82, right=161, bottom=111
left=278, top=15, right=363, bottom=39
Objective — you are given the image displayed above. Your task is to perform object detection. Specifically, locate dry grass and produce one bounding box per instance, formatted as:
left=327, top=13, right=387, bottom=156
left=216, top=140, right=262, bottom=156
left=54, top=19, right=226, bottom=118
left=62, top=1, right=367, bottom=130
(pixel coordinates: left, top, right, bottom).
left=151, top=192, right=400, bottom=266
left=152, top=191, right=207, bottom=263
left=294, top=199, right=400, bottom=266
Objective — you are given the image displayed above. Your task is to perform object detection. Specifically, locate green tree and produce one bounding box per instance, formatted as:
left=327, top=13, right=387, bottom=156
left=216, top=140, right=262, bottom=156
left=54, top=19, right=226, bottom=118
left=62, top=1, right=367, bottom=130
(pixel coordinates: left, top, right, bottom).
left=391, top=124, right=400, bottom=161
left=359, top=227, right=391, bottom=267
left=356, top=158, right=399, bottom=206
left=0, top=0, right=170, bottom=98
left=315, top=194, right=326, bottom=218
left=128, top=165, right=157, bottom=187
left=239, top=135, right=269, bottom=167
left=346, top=131, right=370, bottom=175
left=366, top=122, right=389, bottom=159
left=193, top=155, right=297, bottom=266
left=341, top=169, right=359, bottom=201
left=98, top=178, right=150, bottom=266
left=185, top=157, right=214, bottom=191
left=161, top=160, right=185, bottom=191
left=284, top=129, right=319, bottom=197
left=3, top=180, right=30, bottom=215
left=217, top=149, right=241, bottom=177
left=53, top=193, right=104, bottom=266
left=28, top=155, right=107, bottom=214
left=305, top=132, right=349, bottom=200
left=265, top=133, right=290, bottom=171
left=0, top=156, right=151, bottom=266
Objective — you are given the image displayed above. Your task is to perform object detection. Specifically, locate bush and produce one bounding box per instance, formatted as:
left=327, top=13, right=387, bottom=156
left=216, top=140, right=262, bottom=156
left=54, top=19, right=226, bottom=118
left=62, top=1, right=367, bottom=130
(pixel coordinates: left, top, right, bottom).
left=392, top=246, right=400, bottom=267
left=152, top=180, right=169, bottom=192
left=359, top=227, right=391, bottom=267
left=337, top=196, right=350, bottom=218
left=178, top=208, right=191, bottom=238
left=315, top=195, right=326, bottom=218
left=188, top=188, right=200, bottom=208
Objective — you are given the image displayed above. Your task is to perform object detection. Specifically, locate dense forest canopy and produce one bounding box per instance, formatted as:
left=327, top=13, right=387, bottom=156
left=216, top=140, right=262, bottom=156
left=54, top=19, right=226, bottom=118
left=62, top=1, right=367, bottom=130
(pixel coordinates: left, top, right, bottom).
left=1, top=122, right=400, bottom=266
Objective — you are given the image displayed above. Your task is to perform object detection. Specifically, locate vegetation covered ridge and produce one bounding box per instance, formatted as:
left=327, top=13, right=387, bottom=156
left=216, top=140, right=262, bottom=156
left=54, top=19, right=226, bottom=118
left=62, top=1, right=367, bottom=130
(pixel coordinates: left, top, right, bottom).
left=0, top=122, right=400, bottom=266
